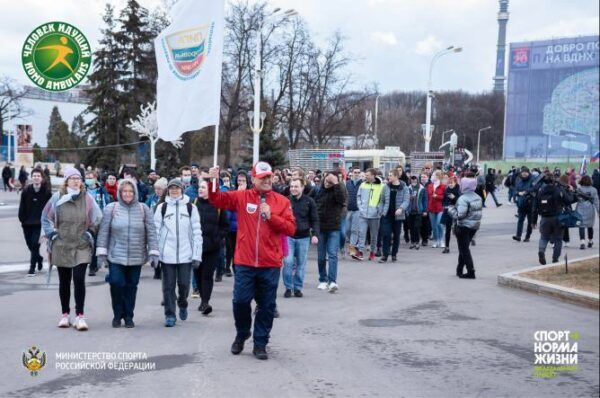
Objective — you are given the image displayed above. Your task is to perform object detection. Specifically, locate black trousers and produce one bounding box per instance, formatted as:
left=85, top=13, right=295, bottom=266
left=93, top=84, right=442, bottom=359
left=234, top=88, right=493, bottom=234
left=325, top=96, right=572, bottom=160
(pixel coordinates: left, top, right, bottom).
left=57, top=263, right=87, bottom=315
left=22, top=225, right=43, bottom=269
left=579, top=227, right=594, bottom=240
left=455, top=226, right=476, bottom=274
left=407, top=213, right=422, bottom=244
left=226, top=231, right=237, bottom=270
left=420, top=214, right=431, bottom=243
left=194, top=250, right=219, bottom=304
left=444, top=221, right=453, bottom=248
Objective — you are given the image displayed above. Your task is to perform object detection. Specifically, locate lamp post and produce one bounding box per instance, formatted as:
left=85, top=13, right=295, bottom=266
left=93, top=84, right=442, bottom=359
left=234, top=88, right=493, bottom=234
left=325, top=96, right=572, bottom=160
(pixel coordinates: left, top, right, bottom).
left=251, top=8, right=297, bottom=165
left=441, top=129, right=454, bottom=146
left=374, top=94, right=380, bottom=144
left=424, top=46, right=462, bottom=152
left=476, top=125, right=492, bottom=164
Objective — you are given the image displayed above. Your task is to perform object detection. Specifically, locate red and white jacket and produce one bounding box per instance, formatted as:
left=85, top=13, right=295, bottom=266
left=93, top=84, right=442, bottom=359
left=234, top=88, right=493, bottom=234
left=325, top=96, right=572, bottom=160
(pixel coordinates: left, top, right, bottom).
left=208, top=187, right=296, bottom=268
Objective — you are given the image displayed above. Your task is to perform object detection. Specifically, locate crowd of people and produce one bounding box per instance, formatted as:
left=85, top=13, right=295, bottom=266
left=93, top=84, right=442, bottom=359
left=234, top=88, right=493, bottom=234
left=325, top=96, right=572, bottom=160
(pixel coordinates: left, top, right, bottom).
left=11, top=158, right=600, bottom=360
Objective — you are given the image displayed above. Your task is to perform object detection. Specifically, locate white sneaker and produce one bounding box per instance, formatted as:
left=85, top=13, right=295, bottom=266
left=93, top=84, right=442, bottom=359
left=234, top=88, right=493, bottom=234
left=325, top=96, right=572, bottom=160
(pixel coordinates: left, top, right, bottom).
left=73, top=315, right=88, bottom=331
left=432, top=243, right=438, bottom=248
left=58, top=314, right=70, bottom=328
left=328, top=282, right=339, bottom=293
left=317, top=282, right=328, bottom=290
left=440, top=242, right=446, bottom=248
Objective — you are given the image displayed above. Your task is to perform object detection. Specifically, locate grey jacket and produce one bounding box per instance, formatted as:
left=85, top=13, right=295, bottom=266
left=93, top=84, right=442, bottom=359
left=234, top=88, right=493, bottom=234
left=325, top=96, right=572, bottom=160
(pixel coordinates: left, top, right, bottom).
left=575, top=185, right=599, bottom=228
left=96, top=180, right=159, bottom=266
left=382, top=182, right=410, bottom=220
left=448, top=191, right=483, bottom=230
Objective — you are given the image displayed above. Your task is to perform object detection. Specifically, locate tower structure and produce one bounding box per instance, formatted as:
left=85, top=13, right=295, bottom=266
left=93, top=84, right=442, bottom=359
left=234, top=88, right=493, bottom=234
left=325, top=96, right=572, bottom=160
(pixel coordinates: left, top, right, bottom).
left=493, top=0, right=510, bottom=93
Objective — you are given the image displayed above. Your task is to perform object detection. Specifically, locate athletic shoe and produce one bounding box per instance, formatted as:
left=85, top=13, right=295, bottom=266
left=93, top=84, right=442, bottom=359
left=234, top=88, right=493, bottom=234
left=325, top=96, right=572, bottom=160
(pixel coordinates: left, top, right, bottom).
left=391, top=256, right=397, bottom=262
left=112, top=318, right=122, bottom=328
left=588, top=240, right=593, bottom=248
left=27, top=269, right=36, bottom=277
left=284, top=289, right=292, bottom=298
left=124, top=318, right=135, bottom=328
left=37, top=260, right=43, bottom=271
left=215, top=274, right=223, bottom=282
left=409, top=244, right=415, bottom=249
left=191, top=289, right=200, bottom=299
left=88, top=267, right=96, bottom=277
left=224, top=268, right=233, bottom=277
left=497, top=204, right=503, bottom=207
left=179, top=307, right=188, bottom=321
left=415, top=245, right=420, bottom=251
left=580, top=241, right=586, bottom=250
left=523, top=237, right=530, bottom=243
left=328, top=282, right=339, bottom=293
left=512, top=236, right=521, bottom=242
left=458, top=271, right=476, bottom=279
left=253, top=345, right=268, bottom=360
left=199, top=303, right=213, bottom=316
left=375, top=249, right=382, bottom=257
left=378, top=256, right=388, bottom=263
left=58, top=314, right=71, bottom=328
left=368, top=252, right=376, bottom=261
left=165, top=317, right=176, bottom=327
left=73, top=315, right=88, bottom=331
left=317, top=282, right=328, bottom=290
left=231, top=336, right=248, bottom=355
left=440, top=242, right=446, bottom=248
left=294, top=290, right=303, bottom=298
left=351, top=250, right=364, bottom=261
left=432, top=243, right=438, bottom=248
left=421, top=241, right=428, bottom=247
left=442, top=247, right=450, bottom=254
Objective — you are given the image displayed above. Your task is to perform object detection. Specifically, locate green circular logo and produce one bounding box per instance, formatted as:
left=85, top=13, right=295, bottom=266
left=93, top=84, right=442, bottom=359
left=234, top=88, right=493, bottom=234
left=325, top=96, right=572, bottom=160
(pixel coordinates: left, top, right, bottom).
left=22, top=22, right=92, bottom=92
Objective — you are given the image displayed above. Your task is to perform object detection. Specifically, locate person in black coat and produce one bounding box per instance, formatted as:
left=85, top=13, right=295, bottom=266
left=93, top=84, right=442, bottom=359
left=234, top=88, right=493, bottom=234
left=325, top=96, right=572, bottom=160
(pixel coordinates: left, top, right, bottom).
left=194, top=180, right=229, bottom=315
left=18, top=166, right=28, bottom=193
left=441, top=176, right=460, bottom=253
left=2, top=163, right=13, bottom=192
left=484, top=168, right=502, bottom=207
left=18, top=168, right=52, bottom=275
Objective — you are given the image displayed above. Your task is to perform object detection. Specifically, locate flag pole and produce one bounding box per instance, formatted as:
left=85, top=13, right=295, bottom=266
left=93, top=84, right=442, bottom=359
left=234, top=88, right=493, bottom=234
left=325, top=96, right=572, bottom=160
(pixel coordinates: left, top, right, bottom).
left=212, top=123, right=219, bottom=192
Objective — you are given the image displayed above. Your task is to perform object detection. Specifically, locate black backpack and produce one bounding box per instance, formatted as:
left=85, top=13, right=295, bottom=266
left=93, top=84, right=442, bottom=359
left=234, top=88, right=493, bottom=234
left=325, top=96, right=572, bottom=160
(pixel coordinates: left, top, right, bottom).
left=537, top=185, right=558, bottom=217
left=160, top=202, right=193, bottom=220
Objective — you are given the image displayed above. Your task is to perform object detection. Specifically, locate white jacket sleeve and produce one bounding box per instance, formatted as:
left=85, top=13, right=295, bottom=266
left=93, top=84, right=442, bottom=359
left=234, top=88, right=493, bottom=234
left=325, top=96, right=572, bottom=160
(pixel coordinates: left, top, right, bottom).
left=190, top=206, right=203, bottom=261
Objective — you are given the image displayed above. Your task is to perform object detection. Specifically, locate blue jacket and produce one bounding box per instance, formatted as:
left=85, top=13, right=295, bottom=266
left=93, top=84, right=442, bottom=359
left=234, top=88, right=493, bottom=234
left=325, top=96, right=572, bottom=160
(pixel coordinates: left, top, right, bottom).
left=515, top=175, right=534, bottom=209
left=87, top=185, right=113, bottom=210
left=346, top=179, right=362, bottom=212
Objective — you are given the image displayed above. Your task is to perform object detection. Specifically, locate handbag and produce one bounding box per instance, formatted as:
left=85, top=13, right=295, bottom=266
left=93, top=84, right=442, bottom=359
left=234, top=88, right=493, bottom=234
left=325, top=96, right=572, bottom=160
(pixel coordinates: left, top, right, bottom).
left=557, top=208, right=583, bottom=228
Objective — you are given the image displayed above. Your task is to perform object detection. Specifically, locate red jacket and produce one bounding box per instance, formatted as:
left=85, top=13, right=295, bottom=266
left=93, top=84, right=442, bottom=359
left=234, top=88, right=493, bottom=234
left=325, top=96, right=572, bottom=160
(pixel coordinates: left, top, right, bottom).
left=208, top=187, right=296, bottom=268
left=426, top=183, right=445, bottom=213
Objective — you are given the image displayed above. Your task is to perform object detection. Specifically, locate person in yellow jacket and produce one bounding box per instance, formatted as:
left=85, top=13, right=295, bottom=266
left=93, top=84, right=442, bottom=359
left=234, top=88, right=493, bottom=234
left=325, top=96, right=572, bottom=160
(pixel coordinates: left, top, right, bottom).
left=354, top=168, right=384, bottom=261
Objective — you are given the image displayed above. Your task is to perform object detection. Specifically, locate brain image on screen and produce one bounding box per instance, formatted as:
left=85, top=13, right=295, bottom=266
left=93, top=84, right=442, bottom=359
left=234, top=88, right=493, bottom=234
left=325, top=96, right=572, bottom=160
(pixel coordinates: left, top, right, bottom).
left=543, top=67, right=599, bottom=146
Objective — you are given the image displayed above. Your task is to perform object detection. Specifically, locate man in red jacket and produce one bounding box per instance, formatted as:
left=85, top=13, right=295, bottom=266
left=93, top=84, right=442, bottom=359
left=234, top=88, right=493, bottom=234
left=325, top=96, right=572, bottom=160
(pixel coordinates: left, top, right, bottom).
left=208, top=161, right=296, bottom=360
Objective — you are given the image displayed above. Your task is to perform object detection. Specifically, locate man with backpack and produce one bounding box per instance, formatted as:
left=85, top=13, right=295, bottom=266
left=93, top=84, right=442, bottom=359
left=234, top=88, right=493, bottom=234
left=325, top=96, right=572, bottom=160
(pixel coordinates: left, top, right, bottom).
left=532, top=171, right=574, bottom=265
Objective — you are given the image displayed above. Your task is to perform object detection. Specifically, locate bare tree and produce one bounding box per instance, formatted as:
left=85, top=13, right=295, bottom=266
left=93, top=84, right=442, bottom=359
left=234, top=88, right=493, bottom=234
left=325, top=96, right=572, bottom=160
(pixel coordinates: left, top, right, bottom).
left=0, top=76, right=31, bottom=136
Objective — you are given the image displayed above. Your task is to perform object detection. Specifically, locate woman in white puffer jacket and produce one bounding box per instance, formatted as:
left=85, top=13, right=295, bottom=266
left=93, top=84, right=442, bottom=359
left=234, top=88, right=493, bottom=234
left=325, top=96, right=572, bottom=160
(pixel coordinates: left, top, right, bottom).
left=154, top=178, right=202, bottom=327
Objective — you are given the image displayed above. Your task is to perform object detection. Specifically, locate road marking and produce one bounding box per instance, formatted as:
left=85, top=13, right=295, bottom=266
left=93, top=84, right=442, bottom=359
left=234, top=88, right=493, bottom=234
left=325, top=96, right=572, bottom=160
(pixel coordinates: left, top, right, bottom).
left=0, top=263, right=35, bottom=273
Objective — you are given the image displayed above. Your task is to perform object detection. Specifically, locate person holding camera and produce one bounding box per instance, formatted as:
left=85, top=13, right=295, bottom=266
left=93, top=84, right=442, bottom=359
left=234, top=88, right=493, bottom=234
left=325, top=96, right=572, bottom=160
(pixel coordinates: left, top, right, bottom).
left=512, top=167, right=535, bottom=242
left=96, top=179, right=159, bottom=328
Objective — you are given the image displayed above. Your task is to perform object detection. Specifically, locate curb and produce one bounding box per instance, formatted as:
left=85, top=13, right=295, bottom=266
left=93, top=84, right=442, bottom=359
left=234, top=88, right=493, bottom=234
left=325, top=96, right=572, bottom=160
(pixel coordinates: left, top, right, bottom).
left=497, top=255, right=599, bottom=310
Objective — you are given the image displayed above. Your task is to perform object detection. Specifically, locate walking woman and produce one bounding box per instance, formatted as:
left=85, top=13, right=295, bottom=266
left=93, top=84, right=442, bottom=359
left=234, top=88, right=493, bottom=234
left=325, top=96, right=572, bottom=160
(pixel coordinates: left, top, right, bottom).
left=19, top=167, right=52, bottom=276
left=96, top=179, right=160, bottom=328
left=18, top=165, right=29, bottom=193
left=427, top=170, right=446, bottom=248
left=194, top=180, right=228, bottom=315
left=448, top=176, right=482, bottom=279
left=41, top=166, right=102, bottom=330
left=441, top=176, right=460, bottom=254
left=154, top=179, right=202, bottom=327
left=576, top=175, right=599, bottom=250
left=407, top=175, right=427, bottom=250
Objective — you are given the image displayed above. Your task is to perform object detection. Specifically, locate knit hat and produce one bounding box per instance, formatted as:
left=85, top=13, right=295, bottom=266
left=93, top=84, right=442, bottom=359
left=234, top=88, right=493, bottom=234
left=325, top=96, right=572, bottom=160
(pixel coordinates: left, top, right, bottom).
left=167, top=178, right=183, bottom=190
left=64, top=166, right=81, bottom=180
left=154, top=177, right=168, bottom=190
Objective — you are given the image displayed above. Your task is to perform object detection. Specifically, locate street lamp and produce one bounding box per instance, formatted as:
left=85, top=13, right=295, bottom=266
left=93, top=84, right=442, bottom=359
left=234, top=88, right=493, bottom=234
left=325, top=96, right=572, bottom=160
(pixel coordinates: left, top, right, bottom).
left=441, top=129, right=454, bottom=146
left=374, top=94, right=380, bottom=143
left=476, top=125, right=492, bottom=164
left=424, top=45, right=462, bottom=152
left=251, top=8, right=298, bottom=165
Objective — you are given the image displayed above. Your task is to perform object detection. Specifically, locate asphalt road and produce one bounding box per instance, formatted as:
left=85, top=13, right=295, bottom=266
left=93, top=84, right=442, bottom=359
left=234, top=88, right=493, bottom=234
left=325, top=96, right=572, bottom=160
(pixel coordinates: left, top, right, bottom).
left=0, top=189, right=598, bottom=398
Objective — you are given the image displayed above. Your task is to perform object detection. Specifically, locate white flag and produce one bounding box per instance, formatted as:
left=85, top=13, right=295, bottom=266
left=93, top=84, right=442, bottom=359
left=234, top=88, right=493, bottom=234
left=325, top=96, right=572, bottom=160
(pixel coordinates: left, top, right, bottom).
left=155, top=0, right=225, bottom=142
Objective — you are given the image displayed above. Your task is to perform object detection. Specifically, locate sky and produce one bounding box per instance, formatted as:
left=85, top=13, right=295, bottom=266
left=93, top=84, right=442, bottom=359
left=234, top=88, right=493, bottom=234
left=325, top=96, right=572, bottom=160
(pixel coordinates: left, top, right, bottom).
left=0, top=0, right=598, bottom=146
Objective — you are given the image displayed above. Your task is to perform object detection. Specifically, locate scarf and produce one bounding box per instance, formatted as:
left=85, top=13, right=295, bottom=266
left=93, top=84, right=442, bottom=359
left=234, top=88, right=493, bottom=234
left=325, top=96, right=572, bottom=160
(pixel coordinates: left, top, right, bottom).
left=105, top=182, right=118, bottom=201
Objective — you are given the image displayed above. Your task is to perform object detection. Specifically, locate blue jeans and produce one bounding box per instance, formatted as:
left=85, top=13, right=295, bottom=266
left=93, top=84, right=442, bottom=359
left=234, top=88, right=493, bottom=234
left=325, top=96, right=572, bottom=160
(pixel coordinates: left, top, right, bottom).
left=428, top=212, right=443, bottom=243
left=282, top=237, right=310, bottom=291
left=108, top=263, right=142, bottom=321
left=317, top=230, right=340, bottom=283
left=381, top=218, right=402, bottom=257
left=233, top=265, right=280, bottom=347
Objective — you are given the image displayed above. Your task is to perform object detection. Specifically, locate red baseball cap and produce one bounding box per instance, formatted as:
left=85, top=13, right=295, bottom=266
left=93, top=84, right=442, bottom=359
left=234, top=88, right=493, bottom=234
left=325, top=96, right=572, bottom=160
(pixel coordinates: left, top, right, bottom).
left=252, top=161, right=273, bottom=179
